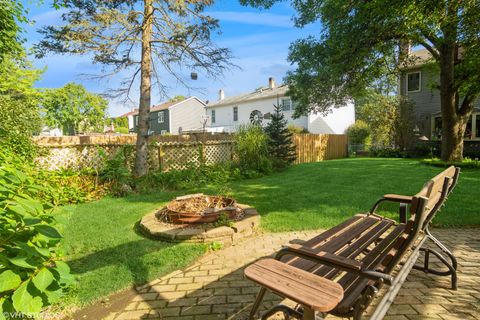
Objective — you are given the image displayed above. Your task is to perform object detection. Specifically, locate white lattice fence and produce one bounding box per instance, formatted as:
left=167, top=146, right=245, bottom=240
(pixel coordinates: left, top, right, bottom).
left=36, top=141, right=235, bottom=172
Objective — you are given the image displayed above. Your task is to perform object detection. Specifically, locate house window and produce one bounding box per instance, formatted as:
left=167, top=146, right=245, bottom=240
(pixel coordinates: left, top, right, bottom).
left=233, top=106, right=238, bottom=121
left=281, top=98, right=291, bottom=111
left=211, top=110, right=216, bottom=123
left=160, top=130, right=167, bottom=135
left=432, top=116, right=442, bottom=140
left=433, top=114, right=477, bottom=140
left=281, top=98, right=296, bottom=111
left=135, top=116, right=138, bottom=125
left=157, top=111, right=164, bottom=123
left=407, top=72, right=421, bottom=92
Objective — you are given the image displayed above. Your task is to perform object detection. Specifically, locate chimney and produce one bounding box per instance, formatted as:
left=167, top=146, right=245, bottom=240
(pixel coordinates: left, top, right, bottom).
left=219, top=89, right=225, bottom=101
left=268, top=77, right=275, bottom=89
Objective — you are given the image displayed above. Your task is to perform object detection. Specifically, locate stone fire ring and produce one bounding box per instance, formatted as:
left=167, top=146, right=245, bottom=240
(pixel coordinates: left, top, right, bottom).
left=139, top=204, right=260, bottom=247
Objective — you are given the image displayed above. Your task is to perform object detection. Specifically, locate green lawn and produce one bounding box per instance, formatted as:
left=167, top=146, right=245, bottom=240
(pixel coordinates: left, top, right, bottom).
left=55, top=158, right=479, bottom=309
left=54, top=193, right=207, bottom=309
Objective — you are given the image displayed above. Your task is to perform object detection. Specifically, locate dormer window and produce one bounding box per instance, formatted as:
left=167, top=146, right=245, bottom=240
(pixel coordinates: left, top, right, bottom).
left=407, top=71, right=421, bottom=93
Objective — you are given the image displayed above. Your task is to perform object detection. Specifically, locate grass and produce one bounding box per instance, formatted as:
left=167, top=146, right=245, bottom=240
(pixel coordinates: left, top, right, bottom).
left=54, top=193, right=207, bottom=309
left=211, top=157, right=479, bottom=232
left=54, top=158, right=479, bottom=309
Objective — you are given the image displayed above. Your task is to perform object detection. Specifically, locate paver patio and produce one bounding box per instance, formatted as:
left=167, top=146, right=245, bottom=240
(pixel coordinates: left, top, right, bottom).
left=104, top=228, right=480, bottom=320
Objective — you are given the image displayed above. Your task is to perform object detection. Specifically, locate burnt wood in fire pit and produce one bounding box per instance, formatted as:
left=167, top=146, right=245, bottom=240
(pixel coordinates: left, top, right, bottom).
left=164, top=193, right=241, bottom=224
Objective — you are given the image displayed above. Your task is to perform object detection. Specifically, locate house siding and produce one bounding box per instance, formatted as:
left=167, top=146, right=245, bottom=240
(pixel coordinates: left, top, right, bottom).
left=169, top=98, right=206, bottom=134
left=133, top=110, right=169, bottom=134
left=207, top=96, right=308, bottom=132
left=401, top=67, right=480, bottom=138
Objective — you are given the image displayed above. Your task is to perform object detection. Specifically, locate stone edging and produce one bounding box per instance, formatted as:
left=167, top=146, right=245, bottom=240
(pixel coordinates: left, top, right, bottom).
left=138, top=204, right=260, bottom=247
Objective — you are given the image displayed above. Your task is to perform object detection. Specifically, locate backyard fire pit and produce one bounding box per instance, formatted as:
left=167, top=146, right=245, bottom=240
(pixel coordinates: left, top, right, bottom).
left=161, top=193, right=242, bottom=224
left=139, top=193, right=260, bottom=246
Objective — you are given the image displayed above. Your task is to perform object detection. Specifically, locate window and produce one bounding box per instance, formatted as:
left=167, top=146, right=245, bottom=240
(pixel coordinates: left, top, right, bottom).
left=433, top=114, right=477, bottom=140
left=157, top=111, right=164, bottom=123
left=233, top=106, right=238, bottom=121
left=135, top=116, right=138, bottom=125
left=407, top=72, right=421, bottom=92
left=465, top=117, right=473, bottom=139
left=160, top=130, right=167, bottom=135
left=281, top=98, right=292, bottom=111
left=432, top=116, right=442, bottom=140
left=211, top=110, right=216, bottom=123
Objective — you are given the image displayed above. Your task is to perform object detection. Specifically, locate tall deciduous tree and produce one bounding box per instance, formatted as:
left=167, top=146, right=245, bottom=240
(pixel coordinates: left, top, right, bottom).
left=241, top=0, right=480, bottom=161
left=36, top=0, right=231, bottom=176
left=0, top=0, right=27, bottom=62
left=42, top=83, right=107, bottom=135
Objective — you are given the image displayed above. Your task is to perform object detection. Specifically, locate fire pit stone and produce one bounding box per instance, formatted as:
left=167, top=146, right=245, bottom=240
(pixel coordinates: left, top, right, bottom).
left=139, top=194, right=260, bottom=246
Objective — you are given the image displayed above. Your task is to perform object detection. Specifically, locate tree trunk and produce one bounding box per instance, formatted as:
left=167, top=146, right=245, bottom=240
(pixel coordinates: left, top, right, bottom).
left=134, top=0, right=153, bottom=177
left=439, top=42, right=464, bottom=162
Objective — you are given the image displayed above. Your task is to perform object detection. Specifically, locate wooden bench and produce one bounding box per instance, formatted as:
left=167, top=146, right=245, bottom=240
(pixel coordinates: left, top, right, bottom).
left=244, top=166, right=460, bottom=320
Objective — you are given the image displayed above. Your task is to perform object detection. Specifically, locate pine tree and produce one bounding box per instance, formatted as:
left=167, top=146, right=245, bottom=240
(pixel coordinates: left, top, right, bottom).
left=264, top=104, right=296, bottom=168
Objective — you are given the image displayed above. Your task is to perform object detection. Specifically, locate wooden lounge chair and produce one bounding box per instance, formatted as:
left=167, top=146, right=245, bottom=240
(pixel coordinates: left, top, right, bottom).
left=244, top=166, right=460, bottom=320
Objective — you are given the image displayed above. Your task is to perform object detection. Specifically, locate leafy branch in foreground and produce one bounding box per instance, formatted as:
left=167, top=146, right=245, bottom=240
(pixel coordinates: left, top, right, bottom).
left=0, top=155, right=74, bottom=317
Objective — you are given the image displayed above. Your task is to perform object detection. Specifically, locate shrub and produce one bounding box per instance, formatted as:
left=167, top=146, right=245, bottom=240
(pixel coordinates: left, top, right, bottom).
left=234, top=124, right=272, bottom=176
left=0, top=156, right=73, bottom=316
left=346, top=120, right=371, bottom=146
left=287, top=124, right=308, bottom=134
left=98, top=148, right=132, bottom=196
left=420, top=157, right=480, bottom=169
left=115, top=127, right=129, bottom=134
left=370, top=147, right=406, bottom=158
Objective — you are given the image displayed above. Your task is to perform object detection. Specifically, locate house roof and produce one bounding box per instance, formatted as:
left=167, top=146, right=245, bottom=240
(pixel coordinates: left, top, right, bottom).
left=116, top=109, right=139, bottom=118
left=401, top=49, right=435, bottom=70
left=207, top=84, right=289, bottom=108
left=129, top=96, right=205, bottom=115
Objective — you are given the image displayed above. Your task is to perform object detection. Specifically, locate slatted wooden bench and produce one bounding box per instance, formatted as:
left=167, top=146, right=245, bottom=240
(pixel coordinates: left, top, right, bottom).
left=244, top=166, right=460, bottom=320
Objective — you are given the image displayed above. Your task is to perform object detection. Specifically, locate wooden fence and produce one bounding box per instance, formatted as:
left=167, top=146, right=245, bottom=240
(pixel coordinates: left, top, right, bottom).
left=33, top=133, right=347, bottom=171
left=293, top=134, right=347, bottom=164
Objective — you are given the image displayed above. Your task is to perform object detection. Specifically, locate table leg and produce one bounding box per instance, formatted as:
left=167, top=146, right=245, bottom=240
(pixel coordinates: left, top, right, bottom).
left=302, top=306, right=315, bottom=320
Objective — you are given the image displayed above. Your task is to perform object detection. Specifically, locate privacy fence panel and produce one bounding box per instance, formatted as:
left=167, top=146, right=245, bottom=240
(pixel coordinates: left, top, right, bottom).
left=293, top=134, right=347, bottom=164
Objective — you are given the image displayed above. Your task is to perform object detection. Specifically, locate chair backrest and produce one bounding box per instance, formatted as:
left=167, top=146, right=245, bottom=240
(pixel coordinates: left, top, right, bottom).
left=382, top=166, right=460, bottom=274
left=410, top=166, right=460, bottom=228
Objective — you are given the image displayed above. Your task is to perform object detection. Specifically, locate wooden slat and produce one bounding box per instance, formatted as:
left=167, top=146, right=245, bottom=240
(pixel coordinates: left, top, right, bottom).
left=245, top=258, right=344, bottom=312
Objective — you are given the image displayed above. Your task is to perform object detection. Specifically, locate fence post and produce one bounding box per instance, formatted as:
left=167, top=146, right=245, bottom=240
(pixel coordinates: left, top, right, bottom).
left=158, top=144, right=163, bottom=172
left=199, top=142, right=205, bottom=166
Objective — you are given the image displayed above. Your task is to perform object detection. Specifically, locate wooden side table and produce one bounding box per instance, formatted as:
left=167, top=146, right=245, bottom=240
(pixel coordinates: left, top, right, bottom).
left=244, top=258, right=344, bottom=320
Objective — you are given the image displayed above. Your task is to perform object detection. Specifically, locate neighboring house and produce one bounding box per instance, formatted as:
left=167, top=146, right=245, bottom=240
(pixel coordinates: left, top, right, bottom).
left=205, top=77, right=355, bottom=134
left=132, top=97, right=206, bottom=135
left=39, top=126, right=62, bottom=136
left=399, top=49, right=480, bottom=141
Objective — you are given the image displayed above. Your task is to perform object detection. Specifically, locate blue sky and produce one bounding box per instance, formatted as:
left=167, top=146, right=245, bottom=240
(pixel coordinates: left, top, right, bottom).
left=21, top=0, right=317, bottom=116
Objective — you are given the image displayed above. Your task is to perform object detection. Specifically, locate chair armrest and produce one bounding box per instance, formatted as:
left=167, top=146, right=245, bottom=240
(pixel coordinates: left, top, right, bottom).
left=383, top=194, right=413, bottom=203
left=278, top=244, right=362, bottom=270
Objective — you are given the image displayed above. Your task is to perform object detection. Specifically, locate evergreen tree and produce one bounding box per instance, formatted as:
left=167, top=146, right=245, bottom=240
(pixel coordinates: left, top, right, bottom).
left=264, top=104, right=296, bottom=168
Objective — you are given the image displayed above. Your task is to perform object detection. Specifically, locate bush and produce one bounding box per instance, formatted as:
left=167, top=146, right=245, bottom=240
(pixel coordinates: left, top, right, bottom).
left=369, top=147, right=406, bottom=158
left=234, top=124, right=272, bottom=177
left=115, top=127, right=130, bottom=134
left=0, top=155, right=73, bottom=316
left=287, top=124, right=308, bottom=134
left=420, top=157, right=480, bottom=169
left=346, top=120, right=371, bottom=146
left=98, top=148, right=132, bottom=196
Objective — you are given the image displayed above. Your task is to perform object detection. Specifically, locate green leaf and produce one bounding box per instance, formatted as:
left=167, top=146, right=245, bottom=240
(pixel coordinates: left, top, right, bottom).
left=34, top=225, right=62, bottom=239
left=32, top=268, right=54, bottom=292
left=53, top=261, right=74, bottom=285
left=9, top=254, right=38, bottom=269
left=11, top=280, right=43, bottom=313
left=23, top=217, right=42, bottom=226
left=35, top=247, right=51, bottom=257
left=0, top=270, right=21, bottom=292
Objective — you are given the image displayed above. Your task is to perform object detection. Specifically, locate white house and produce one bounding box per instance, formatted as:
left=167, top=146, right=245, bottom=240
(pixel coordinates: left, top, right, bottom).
left=205, top=78, right=355, bottom=134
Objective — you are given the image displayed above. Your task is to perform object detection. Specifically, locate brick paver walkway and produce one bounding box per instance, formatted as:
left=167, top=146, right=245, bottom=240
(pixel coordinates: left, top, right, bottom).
left=104, top=229, right=480, bottom=320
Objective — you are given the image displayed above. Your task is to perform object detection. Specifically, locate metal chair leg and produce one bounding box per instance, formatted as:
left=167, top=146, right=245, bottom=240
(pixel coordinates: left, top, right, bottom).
left=249, top=288, right=267, bottom=319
